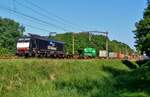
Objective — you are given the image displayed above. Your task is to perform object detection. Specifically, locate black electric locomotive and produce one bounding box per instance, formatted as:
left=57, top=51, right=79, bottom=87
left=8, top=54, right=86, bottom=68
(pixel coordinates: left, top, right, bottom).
left=16, top=33, right=65, bottom=58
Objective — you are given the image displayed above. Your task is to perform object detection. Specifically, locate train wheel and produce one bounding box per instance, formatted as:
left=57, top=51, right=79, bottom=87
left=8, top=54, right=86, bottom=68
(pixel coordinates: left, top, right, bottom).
left=25, top=54, right=29, bottom=58
left=32, top=53, right=35, bottom=57
left=53, top=54, right=57, bottom=58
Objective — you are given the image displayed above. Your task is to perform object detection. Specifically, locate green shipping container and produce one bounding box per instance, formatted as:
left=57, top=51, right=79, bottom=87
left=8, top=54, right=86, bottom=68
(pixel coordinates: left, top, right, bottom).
left=83, top=48, right=97, bottom=58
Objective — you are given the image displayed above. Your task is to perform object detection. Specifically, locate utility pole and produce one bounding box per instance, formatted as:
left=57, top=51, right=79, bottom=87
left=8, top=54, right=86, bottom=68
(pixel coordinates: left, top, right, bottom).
left=125, top=45, right=128, bottom=56
left=72, top=32, right=75, bottom=55
left=89, top=32, right=92, bottom=41
left=105, top=32, right=109, bottom=59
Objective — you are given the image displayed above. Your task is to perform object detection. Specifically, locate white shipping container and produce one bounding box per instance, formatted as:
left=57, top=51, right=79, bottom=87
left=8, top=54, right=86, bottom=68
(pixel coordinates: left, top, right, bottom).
left=109, top=52, right=117, bottom=58
left=99, top=50, right=108, bottom=57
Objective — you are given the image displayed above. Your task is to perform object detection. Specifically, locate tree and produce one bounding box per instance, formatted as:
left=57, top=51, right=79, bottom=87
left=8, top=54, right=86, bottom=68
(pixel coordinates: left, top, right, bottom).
left=0, top=17, right=25, bottom=54
left=134, top=3, right=150, bottom=57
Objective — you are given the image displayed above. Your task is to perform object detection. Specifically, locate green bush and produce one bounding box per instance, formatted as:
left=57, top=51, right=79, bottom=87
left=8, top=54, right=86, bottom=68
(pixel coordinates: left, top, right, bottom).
left=116, top=60, right=150, bottom=96
left=0, top=48, right=10, bottom=55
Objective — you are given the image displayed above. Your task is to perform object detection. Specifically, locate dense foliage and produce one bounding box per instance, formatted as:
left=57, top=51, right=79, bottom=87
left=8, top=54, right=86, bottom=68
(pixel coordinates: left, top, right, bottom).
left=0, top=17, right=24, bottom=54
left=50, top=32, right=133, bottom=54
left=134, top=4, right=150, bottom=56
left=115, top=60, right=150, bottom=97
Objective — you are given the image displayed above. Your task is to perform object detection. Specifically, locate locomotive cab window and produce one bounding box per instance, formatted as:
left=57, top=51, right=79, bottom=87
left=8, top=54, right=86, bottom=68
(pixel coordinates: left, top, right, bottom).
left=18, top=38, right=31, bottom=42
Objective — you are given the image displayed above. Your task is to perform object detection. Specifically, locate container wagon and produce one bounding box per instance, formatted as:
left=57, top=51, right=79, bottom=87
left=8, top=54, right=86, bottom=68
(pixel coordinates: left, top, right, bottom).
left=109, top=52, right=117, bottom=59
left=78, top=48, right=97, bottom=58
left=99, top=50, right=108, bottom=58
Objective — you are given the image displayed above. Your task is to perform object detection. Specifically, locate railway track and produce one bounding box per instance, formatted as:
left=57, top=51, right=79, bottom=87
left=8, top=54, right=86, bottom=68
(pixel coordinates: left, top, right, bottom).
left=0, top=56, right=136, bottom=61
left=0, top=56, right=20, bottom=59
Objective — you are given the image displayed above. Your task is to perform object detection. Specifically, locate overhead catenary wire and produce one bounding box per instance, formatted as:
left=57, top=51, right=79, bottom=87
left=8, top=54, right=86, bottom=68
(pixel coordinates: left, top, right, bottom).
left=0, top=4, right=56, bottom=34
left=0, top=5, right=68, bottom=32
left=24, top=0, right=89, bottom=31
left=15, top=0, right=74, bottom=31
left=23, top=23, right=52, bottom=32
left=11, top=0, right=59, bottom=33
left=0, top=8, right=53, bottom=33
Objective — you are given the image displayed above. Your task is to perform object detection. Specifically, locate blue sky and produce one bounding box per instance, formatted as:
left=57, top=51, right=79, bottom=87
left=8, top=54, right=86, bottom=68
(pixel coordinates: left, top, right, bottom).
left=0, top=0, right=147, bottom=49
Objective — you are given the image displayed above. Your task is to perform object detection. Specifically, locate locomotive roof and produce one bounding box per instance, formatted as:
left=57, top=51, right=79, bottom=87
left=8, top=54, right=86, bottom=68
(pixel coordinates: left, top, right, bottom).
left=20, top=35, right=65, bottom=45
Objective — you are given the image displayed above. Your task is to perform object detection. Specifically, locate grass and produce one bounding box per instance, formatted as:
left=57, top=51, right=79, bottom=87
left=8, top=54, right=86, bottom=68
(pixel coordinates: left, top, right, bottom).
left=0, top=59, right=149, bottom=97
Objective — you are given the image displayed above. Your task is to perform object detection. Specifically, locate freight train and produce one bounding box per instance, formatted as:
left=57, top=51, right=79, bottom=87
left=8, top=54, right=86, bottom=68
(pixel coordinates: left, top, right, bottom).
left=16, top=33, right=130, bottom=59
left=16, top=33, right=65, bottom=58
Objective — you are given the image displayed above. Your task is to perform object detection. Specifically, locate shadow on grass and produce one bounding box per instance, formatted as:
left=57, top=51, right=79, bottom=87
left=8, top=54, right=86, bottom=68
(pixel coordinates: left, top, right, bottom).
left=54, top=60, right=150, bottom=97
left=136, top=59, right=149, bottom=67
left=122, top=60, right=137, bottom=69
left=102, top=63, right=150, bottom=96
left=102, top=65, right=128, bottom=77
left=54, top=76, right=117, bottom=97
